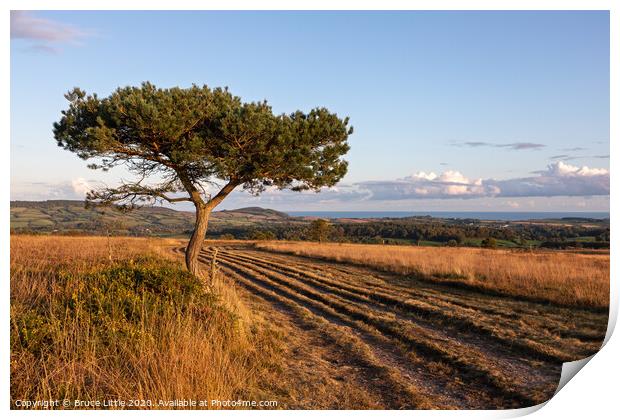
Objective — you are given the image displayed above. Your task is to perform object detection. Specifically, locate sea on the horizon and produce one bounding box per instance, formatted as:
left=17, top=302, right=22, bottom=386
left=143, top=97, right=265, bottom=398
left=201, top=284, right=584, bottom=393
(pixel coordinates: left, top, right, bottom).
left=286, top=211, right=610, bottom=221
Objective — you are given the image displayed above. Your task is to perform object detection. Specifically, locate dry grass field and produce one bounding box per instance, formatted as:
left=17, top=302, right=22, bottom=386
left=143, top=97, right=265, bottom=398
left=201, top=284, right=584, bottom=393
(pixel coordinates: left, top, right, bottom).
left=10, top=236, right=285, bottom=409
left=11, top=235, right=609, bottom=409
left=256, top=242, right=610, bottom=309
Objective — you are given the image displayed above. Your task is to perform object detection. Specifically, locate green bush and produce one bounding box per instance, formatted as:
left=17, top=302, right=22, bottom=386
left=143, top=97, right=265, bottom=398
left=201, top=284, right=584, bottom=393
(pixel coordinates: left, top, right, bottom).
left=481, top=237, right=497, bottom=248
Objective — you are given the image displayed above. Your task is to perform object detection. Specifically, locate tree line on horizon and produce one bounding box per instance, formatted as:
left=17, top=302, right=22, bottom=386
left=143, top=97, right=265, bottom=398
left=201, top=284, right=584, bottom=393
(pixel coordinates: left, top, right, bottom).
left=210, top=218, right=611, bottom=249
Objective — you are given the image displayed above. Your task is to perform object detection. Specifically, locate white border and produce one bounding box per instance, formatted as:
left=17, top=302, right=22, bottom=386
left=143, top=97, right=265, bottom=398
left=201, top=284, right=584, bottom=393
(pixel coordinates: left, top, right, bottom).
left=3, top=2, right=617, bottom=419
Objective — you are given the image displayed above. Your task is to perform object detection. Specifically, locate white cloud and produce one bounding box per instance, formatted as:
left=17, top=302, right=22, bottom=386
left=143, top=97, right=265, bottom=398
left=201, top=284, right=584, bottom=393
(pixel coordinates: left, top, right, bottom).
left=11, top=178, right=98, bottom=201
left=229, top=184, right=371, bottom=204
left=411, top=171, right=438, bottom=181
left=11, top=11, right=89, bottom=53
left=541, top=161, right=609, bottom=177
left=71, top=178, right=93, bottom=196
left=356, top=161, right=609, bottom=200
left=361, top=169, right=493, bottom=200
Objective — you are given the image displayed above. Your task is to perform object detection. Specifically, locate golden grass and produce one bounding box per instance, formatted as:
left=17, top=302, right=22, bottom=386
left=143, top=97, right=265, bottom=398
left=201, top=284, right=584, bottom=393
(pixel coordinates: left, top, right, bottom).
left=255, top=241, right=609, bottom=309
left=10, top=235, right=280, bottom=409
left=11, top=235, right=609, bottom=409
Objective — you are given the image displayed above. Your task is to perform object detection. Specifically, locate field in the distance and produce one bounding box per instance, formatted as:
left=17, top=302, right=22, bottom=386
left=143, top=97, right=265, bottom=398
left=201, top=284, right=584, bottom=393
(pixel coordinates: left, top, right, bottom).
left=256, top=242, right=610, bottom=309
left=11, top=235, right=609, bottom=409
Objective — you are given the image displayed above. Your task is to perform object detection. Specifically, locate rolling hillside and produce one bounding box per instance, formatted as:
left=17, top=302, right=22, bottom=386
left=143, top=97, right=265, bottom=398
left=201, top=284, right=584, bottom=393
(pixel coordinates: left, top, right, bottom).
left=10, top=200, right=294, bottom=237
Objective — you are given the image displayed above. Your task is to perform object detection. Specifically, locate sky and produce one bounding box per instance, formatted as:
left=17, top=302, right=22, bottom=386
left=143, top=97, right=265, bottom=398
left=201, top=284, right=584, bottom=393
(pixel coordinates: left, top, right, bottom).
left=10, top=10, right=610, bottom=212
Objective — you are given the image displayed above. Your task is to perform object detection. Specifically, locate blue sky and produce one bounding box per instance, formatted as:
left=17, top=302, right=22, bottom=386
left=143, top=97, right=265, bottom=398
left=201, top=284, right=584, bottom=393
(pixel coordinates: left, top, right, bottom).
left=10, top=10, right=610, bottom=211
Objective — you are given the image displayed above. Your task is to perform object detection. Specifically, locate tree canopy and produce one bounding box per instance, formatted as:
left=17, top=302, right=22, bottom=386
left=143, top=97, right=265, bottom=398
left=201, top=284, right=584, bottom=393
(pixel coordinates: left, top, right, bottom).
left=308, top=219, right=332, bottom=243
left=54, top=82, right=351, bottom=207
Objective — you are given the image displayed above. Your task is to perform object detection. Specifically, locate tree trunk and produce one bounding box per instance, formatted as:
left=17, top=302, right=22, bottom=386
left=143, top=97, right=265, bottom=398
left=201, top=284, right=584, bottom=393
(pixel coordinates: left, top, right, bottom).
left=185, top=204, right=211, bottom=276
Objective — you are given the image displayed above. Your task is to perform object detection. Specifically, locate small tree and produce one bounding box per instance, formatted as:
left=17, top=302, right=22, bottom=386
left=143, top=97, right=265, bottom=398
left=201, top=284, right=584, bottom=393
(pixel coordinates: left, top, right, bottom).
left=54, top=83, right=352, bottom=275
left=308, top=219, right=332, bottom=243
left=481, top=237, right=497, bottom=248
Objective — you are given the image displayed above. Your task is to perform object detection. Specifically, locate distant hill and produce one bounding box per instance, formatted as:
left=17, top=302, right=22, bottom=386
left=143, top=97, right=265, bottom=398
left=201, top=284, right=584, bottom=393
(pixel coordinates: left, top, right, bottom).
left=218, top=207, right=290, bottom=219
left=10, top=200, right=292, bottom=237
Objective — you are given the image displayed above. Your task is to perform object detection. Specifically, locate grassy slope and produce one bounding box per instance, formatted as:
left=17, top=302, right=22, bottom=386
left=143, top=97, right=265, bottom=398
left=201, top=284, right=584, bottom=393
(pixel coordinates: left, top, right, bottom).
left=10, top=236, right=283, bottom=408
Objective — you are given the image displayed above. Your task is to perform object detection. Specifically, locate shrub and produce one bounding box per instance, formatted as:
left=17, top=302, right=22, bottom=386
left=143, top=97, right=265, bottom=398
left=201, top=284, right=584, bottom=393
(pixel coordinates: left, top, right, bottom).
left=249, top=230, right=276, bottom=240
left=481, top=238, right=497, bottom=248
left=10, top=246, right=264, bottom=406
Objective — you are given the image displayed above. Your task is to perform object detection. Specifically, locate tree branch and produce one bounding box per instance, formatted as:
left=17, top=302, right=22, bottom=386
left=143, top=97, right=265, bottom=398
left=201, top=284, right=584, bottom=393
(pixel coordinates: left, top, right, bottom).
left=205, top=179, right=239, bottom=210
left=87, top=183, right=193, bottom=209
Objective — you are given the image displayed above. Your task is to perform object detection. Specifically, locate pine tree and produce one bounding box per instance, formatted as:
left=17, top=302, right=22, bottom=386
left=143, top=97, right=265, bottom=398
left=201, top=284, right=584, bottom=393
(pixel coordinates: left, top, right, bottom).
left=54, top=83, right=352, bottom=275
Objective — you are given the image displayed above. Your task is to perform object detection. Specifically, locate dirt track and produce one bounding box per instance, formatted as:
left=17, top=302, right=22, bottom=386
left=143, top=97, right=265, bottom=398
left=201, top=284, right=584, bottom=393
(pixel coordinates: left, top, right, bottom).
left=172, top=244, right=607, bottom=409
